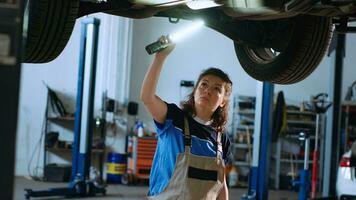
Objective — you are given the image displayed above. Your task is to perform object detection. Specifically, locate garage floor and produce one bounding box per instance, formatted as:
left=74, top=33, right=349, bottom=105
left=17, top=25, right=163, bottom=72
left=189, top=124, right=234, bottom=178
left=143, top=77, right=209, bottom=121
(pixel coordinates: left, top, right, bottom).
left=14, top=176, right=298, bottom=200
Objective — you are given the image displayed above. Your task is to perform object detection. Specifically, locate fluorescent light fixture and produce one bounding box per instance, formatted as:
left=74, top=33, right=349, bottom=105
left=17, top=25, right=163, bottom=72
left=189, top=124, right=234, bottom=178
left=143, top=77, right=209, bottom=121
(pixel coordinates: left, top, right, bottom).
left=169, top=20, right=205, bottom=43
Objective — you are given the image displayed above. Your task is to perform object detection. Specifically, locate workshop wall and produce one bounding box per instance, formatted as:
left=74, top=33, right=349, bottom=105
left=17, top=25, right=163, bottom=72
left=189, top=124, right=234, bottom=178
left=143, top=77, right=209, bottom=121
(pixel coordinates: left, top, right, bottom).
left=15, top=19, right=80, bottom=177
left=15, top=14, right=132, bottom=176
left=15, top=15, right=356, bottom=178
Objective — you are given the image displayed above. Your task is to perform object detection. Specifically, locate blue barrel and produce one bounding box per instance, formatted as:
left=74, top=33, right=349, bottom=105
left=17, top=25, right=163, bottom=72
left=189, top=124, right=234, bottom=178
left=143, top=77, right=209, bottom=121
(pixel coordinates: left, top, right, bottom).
left=106, top=152, right=127, bottom=183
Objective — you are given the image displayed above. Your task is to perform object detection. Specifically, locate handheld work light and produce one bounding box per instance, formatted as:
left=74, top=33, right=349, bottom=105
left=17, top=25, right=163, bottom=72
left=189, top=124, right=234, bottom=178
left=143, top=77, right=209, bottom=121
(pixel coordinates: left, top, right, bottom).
left=145, top=20, right=205, bottom=55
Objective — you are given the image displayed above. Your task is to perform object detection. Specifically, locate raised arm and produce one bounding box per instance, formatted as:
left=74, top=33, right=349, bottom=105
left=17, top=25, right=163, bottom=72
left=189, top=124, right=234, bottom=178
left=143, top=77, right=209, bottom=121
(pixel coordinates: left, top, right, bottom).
left=140, top=37, right=175, bottom=124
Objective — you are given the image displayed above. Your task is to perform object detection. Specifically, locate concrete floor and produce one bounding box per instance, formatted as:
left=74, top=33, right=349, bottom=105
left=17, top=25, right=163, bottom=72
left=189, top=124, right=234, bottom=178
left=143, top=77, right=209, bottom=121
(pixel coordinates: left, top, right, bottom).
left=14, top=176, right=298, bottom=200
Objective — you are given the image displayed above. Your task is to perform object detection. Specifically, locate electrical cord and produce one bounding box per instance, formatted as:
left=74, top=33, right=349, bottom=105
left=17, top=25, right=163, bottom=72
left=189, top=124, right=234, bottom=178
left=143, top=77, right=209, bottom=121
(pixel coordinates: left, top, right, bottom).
left=27, top=108, right=46, bottom=180
left=28, top=83, right=53, bottom=181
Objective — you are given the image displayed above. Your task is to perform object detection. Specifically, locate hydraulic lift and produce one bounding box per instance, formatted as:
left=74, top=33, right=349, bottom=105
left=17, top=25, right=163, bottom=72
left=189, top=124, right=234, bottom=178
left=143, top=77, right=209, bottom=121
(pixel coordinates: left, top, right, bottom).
left=24, top=17, right=106, bottom=199
left=322, top=18, right=353, bottom=198
left=0, top=1, right=23, bottom=200
left=242, top=82, right=274, bottom=200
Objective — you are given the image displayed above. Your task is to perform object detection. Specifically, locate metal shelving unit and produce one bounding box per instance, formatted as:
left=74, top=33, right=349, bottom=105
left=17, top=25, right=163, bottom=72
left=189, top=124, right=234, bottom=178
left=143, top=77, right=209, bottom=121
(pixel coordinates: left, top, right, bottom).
left=230, top=95, right=255, bottom=187
left=44, top=113, right=75, bottom=171
left=231, top=95, right=321, bottom=189
left=272, top=110, right=321, bottom=190
left=43, top=91, right=106, bottom=182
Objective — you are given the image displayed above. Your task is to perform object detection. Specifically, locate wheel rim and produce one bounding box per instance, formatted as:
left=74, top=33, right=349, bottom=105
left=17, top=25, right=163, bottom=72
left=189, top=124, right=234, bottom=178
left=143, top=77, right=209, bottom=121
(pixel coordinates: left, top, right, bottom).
left=244, top=47, right=281, bottom=65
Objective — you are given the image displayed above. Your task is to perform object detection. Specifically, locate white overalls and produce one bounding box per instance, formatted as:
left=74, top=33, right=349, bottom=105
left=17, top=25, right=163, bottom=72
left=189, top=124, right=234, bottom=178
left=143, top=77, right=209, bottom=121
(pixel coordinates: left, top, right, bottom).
left=148, top=117, right=225, bottom=200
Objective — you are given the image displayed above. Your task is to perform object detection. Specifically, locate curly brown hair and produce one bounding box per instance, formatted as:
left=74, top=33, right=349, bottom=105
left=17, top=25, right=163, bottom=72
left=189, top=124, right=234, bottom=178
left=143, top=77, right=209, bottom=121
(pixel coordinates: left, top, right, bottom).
left=181, top=68, right=232, bottom=133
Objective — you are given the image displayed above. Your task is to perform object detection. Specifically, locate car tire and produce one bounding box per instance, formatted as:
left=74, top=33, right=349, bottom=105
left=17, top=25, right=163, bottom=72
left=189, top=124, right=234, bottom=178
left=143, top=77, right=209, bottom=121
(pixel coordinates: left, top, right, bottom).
left=24, top=0, right=79, bottom=63
left=234, top=15, right=333, bottom=84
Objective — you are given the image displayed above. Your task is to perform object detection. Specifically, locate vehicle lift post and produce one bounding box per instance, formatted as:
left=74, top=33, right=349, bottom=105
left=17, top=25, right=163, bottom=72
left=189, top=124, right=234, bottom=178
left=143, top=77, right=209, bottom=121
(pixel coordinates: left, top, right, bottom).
left=25, top=17, right=106, bottom=199
left=0, top=1, right=24, bottom=200
left=323, top=18, right=349, bottom=198
left=242, top=82, right=274, bottom=200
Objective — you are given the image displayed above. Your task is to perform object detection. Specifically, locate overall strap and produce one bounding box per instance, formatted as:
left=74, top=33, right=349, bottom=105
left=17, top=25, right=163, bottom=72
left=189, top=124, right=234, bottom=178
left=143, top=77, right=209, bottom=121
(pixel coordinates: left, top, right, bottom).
left=183, top=117, right=191, bottom=152
left=216, top=132, right=223, bottom=158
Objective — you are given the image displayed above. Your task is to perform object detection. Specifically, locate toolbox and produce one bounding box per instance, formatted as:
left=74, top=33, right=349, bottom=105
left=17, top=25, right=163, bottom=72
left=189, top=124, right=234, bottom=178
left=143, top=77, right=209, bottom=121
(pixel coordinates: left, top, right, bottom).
left=123, top=135, right=157, bottom=184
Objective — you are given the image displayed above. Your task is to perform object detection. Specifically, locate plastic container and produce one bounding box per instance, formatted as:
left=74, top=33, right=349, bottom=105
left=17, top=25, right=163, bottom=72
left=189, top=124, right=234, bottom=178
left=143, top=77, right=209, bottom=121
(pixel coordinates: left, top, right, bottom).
left=136, top=121, right=144, bottom=137
left=228, top=166, right=238, bottom=187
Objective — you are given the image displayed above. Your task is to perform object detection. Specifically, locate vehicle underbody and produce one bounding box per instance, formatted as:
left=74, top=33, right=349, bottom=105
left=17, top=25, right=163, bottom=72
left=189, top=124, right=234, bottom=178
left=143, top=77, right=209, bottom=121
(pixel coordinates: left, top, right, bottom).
left=23, top=0, right=356, bottom=84
left=78, top=0, right=356, bottom=19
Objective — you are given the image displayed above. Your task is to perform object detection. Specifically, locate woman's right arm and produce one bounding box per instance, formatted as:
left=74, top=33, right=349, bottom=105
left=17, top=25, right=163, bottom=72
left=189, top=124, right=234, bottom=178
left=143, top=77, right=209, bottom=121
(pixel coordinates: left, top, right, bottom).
left=140, top=40, right=175, bottom=124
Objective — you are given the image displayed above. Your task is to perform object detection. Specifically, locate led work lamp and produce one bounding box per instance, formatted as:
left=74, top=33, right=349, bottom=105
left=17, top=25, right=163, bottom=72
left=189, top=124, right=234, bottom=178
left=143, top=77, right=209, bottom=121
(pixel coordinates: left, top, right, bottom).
left=145, top=20, right=205, bottom=55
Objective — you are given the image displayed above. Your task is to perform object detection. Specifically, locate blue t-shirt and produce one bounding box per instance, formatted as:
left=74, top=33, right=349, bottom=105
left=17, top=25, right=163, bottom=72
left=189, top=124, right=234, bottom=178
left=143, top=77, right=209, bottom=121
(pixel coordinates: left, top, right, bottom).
left=148, top=103, right=232, bottom=196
